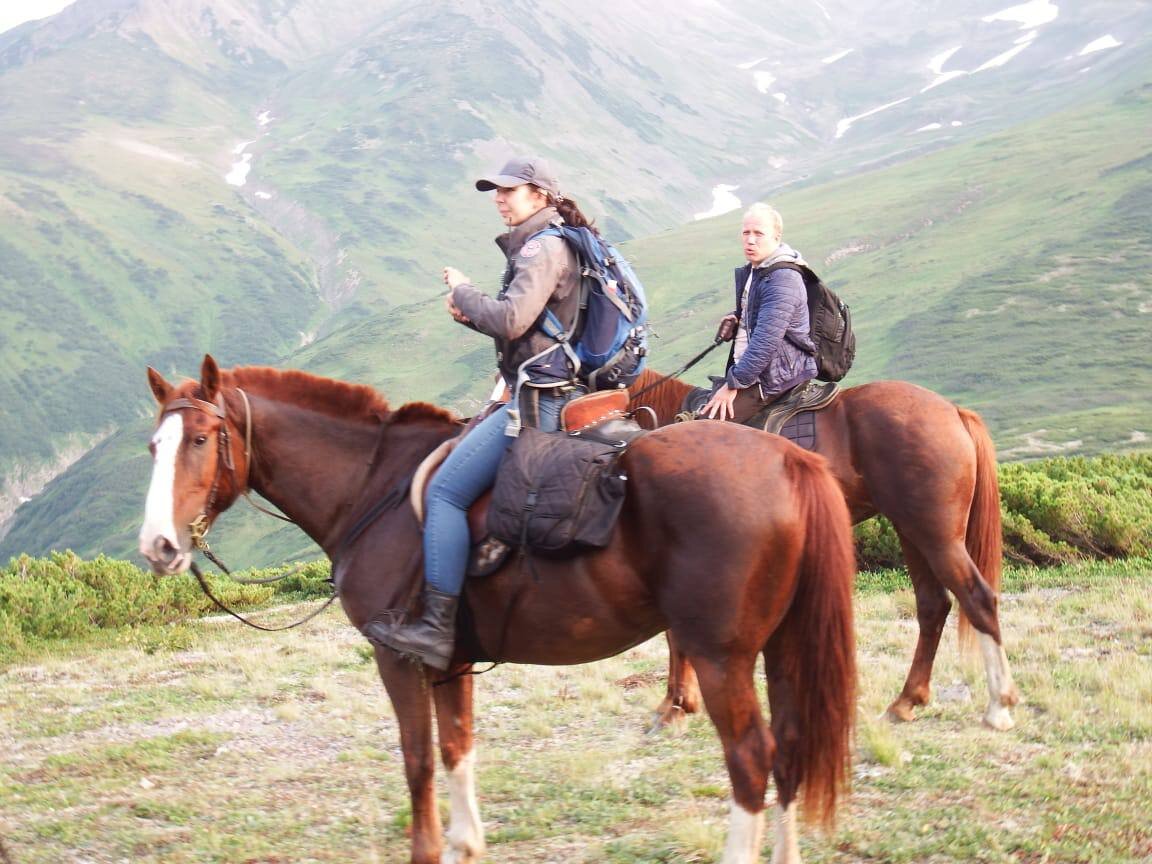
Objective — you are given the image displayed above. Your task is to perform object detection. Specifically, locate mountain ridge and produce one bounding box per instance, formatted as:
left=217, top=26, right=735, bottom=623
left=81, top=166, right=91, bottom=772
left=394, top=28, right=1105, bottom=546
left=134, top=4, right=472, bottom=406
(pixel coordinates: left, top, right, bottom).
left=1, top=0, right=1149, bottom=562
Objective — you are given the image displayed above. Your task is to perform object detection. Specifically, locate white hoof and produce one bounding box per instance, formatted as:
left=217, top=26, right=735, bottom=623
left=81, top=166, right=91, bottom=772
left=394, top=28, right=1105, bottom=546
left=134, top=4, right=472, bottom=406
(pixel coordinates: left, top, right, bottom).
left=983, top=703, right=1015, bottom=731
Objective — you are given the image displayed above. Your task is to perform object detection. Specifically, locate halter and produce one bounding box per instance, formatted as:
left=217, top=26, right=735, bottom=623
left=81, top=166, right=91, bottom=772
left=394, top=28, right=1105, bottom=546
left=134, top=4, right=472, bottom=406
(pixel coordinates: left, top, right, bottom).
left=159, top=388, right=293, bottom=553
left=158, top=388, right=335, bottom=631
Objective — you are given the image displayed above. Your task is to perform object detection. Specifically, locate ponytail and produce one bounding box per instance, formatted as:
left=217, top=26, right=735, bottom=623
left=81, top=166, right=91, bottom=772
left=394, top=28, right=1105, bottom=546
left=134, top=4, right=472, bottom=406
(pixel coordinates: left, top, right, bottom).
left=540, top=190, right=600, bottom=237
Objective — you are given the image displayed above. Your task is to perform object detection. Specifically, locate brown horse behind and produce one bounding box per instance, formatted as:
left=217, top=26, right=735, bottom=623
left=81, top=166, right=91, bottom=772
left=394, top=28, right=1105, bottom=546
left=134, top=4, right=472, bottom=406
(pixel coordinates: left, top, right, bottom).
left=630, top=369, right=1019, bottom=731
left=138, top=356, right=857, bottom=864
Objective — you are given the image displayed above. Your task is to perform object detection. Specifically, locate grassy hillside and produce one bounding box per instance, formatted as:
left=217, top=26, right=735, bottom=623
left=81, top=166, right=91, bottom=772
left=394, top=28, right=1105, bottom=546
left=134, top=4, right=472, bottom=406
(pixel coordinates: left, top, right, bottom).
left=2, top=1, right=1150, bottom=563
left=2, top=557, right=1149, bottom=862
left=3, top=74, right=1150, bottom=565
left=629, top=77, right=1152, bottom=456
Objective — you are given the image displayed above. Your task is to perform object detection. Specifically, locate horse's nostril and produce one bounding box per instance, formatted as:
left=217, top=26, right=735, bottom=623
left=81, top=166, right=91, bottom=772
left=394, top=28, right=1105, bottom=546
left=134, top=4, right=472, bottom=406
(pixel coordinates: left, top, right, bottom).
left=153, top=536, right=178, bottom=565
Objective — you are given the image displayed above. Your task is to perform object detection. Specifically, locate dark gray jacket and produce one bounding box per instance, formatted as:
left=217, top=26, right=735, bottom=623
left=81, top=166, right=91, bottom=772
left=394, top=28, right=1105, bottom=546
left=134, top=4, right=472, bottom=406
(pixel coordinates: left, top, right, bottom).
left=451, top=206, right=581, bottom=387
left=725, top=243, right=818, bottom=399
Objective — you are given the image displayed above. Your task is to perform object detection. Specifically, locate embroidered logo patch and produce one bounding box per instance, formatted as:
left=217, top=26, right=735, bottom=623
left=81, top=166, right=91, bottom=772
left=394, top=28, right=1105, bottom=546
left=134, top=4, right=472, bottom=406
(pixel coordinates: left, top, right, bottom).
left=520, top=239, right=542, bottom=259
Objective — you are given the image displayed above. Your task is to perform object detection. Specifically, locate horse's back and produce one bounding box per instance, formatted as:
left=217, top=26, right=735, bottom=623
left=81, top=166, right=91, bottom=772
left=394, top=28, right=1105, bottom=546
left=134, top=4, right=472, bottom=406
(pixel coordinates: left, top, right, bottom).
left=627, top=421, right=817, bottom=514
left=621, top=421, right=821, bottom=567
left=822, top=380, right=981, bottom=524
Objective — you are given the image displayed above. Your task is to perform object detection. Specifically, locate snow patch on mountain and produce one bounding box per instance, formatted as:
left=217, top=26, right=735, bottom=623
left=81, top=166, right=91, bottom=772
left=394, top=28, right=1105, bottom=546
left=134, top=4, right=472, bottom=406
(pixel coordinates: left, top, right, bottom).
left=226, top=152, right=253, bottom=186
left=974, top=40, right=1033, bottom=71
left=981, top=0, right=1058, bottom=29
left=836, top=97, right=911, bottom=139
left=1078, top=35, right=1122, bottom=55
left=694, top=185, right=741, bottom=221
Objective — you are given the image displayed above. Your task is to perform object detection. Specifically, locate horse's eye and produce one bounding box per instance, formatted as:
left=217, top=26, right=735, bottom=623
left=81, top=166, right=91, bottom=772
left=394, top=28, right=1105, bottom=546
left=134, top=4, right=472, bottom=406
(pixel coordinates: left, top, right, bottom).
left=193, top=434, right=208, bottom=447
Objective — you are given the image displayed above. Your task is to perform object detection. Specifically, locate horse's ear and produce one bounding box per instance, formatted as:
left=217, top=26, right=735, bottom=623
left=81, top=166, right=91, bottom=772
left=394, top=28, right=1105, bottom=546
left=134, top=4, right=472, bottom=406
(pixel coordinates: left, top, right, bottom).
left=200, top=354, right=221, bottom=401
left=147, top=367, right=173, bottom=405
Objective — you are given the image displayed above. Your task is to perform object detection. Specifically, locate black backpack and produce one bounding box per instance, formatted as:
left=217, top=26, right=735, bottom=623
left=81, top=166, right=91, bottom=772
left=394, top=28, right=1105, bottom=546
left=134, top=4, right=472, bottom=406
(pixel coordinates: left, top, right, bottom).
left=765, top=262, right=856, bottom=382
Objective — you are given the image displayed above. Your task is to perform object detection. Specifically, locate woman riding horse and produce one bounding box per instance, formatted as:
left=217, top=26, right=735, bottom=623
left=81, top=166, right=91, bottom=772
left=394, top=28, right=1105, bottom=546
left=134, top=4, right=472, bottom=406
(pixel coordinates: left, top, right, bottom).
left=139, top=353, right=857, bottom=863
left=367, top=155, right=606, bottom=670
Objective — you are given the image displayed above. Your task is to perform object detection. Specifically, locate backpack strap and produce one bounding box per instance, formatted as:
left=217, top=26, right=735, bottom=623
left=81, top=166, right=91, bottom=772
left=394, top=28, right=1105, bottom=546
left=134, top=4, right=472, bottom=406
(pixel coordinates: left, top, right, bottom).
left=529, top=226, right=586, bottom=374
left=762, top=261, right=818, bottom=357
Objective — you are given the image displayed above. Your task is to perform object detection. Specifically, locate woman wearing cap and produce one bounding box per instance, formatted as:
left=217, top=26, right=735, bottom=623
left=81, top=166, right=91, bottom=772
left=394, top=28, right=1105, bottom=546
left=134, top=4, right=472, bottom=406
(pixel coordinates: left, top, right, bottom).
left=366, top=156, right=599, bottom=670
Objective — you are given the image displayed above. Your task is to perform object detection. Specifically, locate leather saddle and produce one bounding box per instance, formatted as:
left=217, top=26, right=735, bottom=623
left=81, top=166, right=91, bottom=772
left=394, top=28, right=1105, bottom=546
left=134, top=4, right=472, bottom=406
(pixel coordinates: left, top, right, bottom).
left=679, top=380, right=840, bottom=450
left=409, top=390, right=634, bottom=577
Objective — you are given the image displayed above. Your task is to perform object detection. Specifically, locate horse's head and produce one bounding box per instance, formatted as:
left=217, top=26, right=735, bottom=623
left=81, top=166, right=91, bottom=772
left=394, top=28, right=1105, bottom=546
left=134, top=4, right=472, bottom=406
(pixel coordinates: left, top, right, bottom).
left=138, top=354, right=250, bottom=574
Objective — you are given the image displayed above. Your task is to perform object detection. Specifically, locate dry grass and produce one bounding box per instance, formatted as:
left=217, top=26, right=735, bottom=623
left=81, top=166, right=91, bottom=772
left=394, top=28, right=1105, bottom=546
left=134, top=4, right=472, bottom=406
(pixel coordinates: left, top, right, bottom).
left=1, top=568, right=1150, bottom=863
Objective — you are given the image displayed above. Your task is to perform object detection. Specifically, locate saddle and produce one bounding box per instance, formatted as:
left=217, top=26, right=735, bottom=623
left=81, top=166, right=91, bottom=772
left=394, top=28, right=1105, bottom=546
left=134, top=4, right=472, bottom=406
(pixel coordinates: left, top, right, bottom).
left=409, top=391, right=637, bottom=576
left=679, top=380, right=840, bottom=450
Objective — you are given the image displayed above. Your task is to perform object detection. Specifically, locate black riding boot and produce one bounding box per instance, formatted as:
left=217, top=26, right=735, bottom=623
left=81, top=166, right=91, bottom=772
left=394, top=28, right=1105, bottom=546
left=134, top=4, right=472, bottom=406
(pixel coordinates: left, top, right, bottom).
left=363, top=589, right=459, bottom=671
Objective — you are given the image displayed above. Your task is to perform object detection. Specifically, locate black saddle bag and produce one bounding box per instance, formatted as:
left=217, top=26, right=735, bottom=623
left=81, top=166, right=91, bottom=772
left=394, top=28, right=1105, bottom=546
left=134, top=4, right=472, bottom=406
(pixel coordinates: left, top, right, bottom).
left=488, top=426, right=629, bottom=556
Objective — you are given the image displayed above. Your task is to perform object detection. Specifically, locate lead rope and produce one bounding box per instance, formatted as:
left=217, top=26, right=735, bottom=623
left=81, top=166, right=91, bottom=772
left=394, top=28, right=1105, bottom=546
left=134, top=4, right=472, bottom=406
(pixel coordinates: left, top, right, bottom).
left=190, top=561, right=338, bottom=632
left=627, top=337, right=724, bottom=404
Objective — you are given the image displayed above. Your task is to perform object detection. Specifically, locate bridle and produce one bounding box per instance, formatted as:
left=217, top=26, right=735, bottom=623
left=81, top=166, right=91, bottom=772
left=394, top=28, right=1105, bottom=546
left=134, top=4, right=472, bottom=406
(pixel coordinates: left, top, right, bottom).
left=157, top=388, right=337, bottom=632
left=159, top=389, right=293, bottom=550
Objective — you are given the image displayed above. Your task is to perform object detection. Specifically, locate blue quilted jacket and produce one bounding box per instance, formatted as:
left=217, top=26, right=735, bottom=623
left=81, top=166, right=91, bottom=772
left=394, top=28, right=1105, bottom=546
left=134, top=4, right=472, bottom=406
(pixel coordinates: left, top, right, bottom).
left=725, top=243, right=818, bottom=399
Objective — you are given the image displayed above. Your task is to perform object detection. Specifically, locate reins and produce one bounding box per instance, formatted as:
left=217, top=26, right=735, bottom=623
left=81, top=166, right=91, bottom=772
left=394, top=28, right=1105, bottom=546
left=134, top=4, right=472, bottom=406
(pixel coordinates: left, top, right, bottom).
left=628, top=337, right=723, bottom=403
left=189, top=560, right=338, bottom=632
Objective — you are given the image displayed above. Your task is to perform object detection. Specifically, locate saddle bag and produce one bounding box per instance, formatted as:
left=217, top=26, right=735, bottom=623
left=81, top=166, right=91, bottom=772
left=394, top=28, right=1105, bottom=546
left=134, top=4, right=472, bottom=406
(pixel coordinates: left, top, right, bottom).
left=488, top=426, right=629, bottom=556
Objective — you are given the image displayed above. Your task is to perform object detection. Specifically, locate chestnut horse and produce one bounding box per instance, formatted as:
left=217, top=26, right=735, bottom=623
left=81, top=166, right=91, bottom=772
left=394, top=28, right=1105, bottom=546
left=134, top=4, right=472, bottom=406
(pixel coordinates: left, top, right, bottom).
left=138, top=356, right=856, bottom=864
left=630, top=370, right=1019, bottom=731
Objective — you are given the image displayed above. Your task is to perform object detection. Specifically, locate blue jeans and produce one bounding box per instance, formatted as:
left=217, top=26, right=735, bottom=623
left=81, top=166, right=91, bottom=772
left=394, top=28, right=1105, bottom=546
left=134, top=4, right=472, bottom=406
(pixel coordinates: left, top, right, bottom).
left=423, top=393, right=567, bottom=596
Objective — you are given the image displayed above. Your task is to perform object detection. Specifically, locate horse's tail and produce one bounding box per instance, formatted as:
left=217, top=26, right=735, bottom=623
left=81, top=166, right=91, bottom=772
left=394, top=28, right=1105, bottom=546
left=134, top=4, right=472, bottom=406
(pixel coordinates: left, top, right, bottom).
left=769, top=448, right=857, bottom=827
left=957, top=408, right=1003, bottom=651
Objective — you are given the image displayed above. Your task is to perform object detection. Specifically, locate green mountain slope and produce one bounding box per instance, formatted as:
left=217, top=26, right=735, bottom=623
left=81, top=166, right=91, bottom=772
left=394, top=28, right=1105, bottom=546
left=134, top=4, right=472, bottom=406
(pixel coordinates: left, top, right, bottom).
left=1, top=0, right=1150, bottom=564
left=5, top=74, right=1149, bottom=566
left=632, top=81, right=1152, bottom=459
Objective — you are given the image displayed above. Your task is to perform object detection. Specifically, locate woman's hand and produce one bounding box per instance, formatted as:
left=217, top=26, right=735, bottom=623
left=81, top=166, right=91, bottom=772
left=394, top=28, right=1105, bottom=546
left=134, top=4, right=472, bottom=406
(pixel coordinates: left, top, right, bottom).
left=443, top=267, right=470, bottom=323
left=443, top=266, right=468, bottom=289
left=702, top=382, right=739, bottom=421
left=445, top=292, right=470, bottom=324
left=715, top=313, right=739, bottom=342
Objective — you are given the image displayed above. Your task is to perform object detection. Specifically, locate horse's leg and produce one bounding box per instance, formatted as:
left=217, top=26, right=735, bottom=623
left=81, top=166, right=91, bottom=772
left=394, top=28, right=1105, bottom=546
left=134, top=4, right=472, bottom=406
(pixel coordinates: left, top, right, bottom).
left=884, top=536, right=952, bottom=723
left=762, top=657, right=802, bottom=864
left=373, top=649, right=442, bottom=864
left=691, top=653, right=774, bottom=864
left=977, top=630, right=1019, bottom=731
left=432, top=669, right=485, bottom=863
left=652, top=632, right=702, bottom=732
left=904, top=540, right=1019, bottom=730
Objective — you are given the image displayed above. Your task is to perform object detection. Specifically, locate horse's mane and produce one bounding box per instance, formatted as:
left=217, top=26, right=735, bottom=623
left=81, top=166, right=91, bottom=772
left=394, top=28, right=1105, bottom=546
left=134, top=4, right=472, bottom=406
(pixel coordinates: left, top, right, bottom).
left=209, top=366, right=457, bottom=426
left=628, top=368, right=696, bottom=424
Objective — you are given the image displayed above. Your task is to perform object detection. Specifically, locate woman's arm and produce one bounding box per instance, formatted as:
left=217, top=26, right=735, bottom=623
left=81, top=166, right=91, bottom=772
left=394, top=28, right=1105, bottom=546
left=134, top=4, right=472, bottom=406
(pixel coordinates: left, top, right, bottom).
left=450, top=236, right=570, bottom=339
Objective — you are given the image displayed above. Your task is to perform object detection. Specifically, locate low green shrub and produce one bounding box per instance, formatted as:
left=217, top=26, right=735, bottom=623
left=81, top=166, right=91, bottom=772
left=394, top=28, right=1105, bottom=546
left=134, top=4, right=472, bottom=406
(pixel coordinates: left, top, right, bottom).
left=0, top=551, right=332, bottom=654
left=851, top=452, right=1150, bottom=570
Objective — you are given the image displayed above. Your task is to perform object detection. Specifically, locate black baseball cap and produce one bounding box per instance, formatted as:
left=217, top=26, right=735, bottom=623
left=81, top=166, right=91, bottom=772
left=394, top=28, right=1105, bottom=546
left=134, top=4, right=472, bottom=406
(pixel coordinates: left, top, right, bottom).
left=475, top=156, right=560, bottom=195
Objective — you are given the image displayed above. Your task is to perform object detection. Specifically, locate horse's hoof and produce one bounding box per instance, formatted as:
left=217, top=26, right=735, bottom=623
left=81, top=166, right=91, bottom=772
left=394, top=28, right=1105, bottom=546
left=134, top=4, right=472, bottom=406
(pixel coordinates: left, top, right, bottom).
left=647, top=704, right=689, bottom=737
left=983, top=704, right=1015, bottom=731
left=884, top=702, right=917, bottom=724
left=441, top=844, right=484, bottom=864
